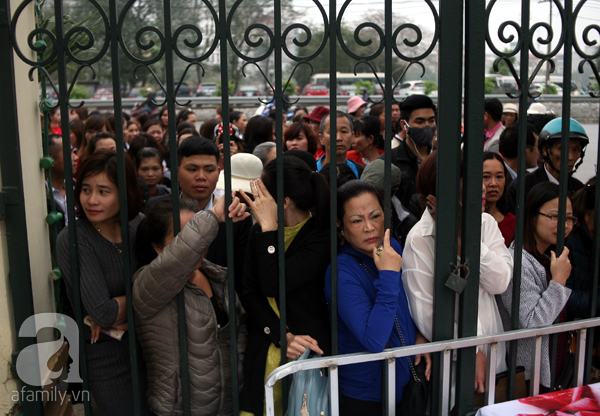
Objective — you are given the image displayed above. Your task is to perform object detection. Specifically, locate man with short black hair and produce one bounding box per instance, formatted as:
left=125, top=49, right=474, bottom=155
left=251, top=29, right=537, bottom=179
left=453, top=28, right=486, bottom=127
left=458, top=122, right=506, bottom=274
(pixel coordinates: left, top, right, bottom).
left=317, top=111, right=363, bottom=178
left=379, top=94, right=436, bottom=216
left=148, top=136, right=251, bottom=294
left=484, top=98, right=505, bottom=153
left=498, top=123, right=539, bottom=179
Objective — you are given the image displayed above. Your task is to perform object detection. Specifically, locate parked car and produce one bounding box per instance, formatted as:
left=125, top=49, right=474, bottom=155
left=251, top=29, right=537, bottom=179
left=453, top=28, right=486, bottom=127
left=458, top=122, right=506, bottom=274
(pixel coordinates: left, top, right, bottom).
left=237, top=85, right=262, bottom=96
left=153, top=82, right=195, bottom=99
left=337, top=85, right=357, bottom=96
left=301, top=84, right=328, bottom=96
left=398, top=81, right=427, bottom=97
left=196, top=82, right=218, bottom=97
left=530, top=82, right=563, bottom=95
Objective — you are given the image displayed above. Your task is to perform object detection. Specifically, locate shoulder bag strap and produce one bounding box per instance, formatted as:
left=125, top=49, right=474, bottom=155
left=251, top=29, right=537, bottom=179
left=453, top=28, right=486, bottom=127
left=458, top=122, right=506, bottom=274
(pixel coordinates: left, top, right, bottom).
left=349, top=254, right=421, bottom=382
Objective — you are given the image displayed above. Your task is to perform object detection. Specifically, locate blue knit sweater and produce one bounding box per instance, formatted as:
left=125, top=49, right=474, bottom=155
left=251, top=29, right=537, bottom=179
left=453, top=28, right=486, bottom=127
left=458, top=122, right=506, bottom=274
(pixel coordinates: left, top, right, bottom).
left=324, top=238, right=416, bottom=403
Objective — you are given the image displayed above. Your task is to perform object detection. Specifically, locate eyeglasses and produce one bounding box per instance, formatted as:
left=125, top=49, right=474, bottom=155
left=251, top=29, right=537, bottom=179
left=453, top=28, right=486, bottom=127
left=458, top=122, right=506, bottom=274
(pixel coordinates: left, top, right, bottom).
left=538, top=212, right=578, bottom=225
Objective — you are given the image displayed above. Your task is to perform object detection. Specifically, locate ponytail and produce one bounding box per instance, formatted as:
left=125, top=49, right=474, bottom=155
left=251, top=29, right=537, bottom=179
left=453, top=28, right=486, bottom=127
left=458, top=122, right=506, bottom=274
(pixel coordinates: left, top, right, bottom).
left=263, top=156, right=331, bottom=230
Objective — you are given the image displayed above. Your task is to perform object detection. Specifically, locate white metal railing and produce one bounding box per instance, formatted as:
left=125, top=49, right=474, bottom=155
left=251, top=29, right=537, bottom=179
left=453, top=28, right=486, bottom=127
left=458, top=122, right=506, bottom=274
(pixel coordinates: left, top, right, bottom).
left=265, top=317, right=600, bottom=416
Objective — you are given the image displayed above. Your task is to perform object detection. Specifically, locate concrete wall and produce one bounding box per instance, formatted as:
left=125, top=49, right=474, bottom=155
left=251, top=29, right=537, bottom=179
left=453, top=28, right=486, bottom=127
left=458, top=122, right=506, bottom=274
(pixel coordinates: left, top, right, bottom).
left=0, top=0, right=55, bottom=412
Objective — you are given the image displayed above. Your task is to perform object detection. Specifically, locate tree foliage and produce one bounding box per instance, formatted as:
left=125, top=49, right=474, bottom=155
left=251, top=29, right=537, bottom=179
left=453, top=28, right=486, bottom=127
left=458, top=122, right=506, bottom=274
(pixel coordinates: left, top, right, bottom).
left=484, top=77, right=497, bottom=94
left=423, top=81, right=437, bottom=95
left=43, top=0, right=300, bottom=95
left=489, top=49, right=517, bottom=76
left=293, top=10, right=434, bottom=91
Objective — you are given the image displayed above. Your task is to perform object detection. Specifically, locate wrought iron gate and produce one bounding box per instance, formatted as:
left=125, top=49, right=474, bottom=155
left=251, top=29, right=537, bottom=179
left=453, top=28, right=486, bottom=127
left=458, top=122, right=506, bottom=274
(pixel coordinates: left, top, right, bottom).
left=1, top=0, right=599, bottom=415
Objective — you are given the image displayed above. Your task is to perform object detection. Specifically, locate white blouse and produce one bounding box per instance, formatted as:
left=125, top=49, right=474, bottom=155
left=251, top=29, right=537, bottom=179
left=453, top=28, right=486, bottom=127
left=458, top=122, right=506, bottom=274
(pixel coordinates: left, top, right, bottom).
left=401, top=209, right=513, bottom=373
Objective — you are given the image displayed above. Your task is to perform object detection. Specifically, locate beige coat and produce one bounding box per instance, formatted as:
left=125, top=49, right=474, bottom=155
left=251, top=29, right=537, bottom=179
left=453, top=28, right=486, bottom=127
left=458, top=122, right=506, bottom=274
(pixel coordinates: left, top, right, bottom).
left=132, top=210, right=247, bottom=416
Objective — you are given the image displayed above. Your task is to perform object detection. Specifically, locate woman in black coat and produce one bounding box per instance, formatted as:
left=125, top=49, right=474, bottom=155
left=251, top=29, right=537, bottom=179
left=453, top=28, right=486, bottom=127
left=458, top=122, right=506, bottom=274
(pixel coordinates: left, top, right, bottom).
left=239, top=156, right=332, bottom=416
left=566, top=176, right=597, bottom=320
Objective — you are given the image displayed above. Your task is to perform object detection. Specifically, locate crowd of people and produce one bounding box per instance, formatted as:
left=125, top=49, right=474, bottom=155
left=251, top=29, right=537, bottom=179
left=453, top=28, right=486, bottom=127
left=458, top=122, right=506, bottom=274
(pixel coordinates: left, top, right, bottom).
left=46, top=94, right=597, bottom=415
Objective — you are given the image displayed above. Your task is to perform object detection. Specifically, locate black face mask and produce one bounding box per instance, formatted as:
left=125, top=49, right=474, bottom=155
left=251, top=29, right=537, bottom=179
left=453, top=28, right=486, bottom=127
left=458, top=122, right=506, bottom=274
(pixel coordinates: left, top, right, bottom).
left=407, top=125, right=436, bottom=147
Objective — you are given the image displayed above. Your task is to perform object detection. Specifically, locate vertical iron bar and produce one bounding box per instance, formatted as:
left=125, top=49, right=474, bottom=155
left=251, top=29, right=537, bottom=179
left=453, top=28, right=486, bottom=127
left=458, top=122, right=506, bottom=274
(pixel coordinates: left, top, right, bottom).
left=457, top=0, right=485, bottom=412
left=0, top=0, right=44, bottom=412
left=383, top=0, right=392, bottom=229
left=108, top=1, right=142, bottom=413
left=433, top=0, right=463, bottom=413
left=509, top=0, right=531, bottom=401
left=575, top=329, right=587, bottom=386
left=275, top=0, right=286, bottom=370
left=51, top=0, right=92, bottom=412
left=273, top=0, right=288, bottom=410
left=218, top=0, right=238, bottom=412
left=164, top=0, right=189, bottom=412
left=586, top=106, right=600, bottom=383
left=329, top=0, right=338, bottom=357
left=551, top=0, right=574, bottom=389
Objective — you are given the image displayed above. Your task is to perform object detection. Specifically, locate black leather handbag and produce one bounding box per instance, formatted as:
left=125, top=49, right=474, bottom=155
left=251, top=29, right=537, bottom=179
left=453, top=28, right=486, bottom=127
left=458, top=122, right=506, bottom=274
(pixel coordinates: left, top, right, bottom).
left=395, top=316, right=429, bottom=416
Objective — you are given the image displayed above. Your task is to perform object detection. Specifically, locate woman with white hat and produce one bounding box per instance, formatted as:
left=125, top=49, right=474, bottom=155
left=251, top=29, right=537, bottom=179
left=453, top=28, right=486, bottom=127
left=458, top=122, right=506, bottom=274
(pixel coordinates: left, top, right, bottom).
left=502, top=103, right=519, bottom=127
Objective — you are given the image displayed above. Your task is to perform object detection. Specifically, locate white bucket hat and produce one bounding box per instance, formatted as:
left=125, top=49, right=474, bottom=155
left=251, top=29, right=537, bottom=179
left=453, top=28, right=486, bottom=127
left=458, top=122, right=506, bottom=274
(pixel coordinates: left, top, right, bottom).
left=527, top=102, right=548, bottom=115
left=216, top=153, right=264, bottom=195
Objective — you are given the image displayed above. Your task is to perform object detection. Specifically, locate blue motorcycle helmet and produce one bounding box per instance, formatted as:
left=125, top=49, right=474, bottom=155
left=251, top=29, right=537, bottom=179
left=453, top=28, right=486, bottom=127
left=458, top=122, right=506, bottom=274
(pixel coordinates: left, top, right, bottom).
left=538, top=117, right=589, bottom=174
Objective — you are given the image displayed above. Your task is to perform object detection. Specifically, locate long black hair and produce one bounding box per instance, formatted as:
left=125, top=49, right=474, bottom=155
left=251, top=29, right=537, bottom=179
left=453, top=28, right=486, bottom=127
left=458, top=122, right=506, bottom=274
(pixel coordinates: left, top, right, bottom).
left=571, top=176, right=596, bottom=232
left=135, top=198, right=199, bottom=267
left=523, top=182, right=565, bottom=261
left=483, top=152, right=512, bottom=215
left=262, top=155, right=330, bottom=230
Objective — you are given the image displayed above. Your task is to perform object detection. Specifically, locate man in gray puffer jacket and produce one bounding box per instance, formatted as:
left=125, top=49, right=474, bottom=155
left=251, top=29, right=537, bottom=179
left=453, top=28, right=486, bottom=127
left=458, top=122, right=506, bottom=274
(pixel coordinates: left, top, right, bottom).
left=132, top=197, right=248, bottom=416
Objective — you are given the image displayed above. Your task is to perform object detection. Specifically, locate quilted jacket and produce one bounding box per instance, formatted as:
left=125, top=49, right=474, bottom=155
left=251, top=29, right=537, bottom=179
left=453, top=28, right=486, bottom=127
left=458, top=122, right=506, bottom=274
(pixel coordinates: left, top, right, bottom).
left=132, top=210, right=247, bottom=416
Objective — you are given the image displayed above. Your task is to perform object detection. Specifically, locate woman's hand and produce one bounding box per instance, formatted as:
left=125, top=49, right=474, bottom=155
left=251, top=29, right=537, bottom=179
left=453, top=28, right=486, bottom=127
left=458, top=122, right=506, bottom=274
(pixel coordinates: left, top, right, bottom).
left=413, top=332, right=432, bottom=381
left=475, top=350, right=487, bottom=393
left=211, top=191, right=250, bottom=223
left=86, top=316, right=102, bottom=344
left=373, top=229, right=402, bottom=272
left=240, top=179, right=278, bottom=232
left=426, top=195, right=436, bottom=220
left=285, top=332, right=323, bottom=360
left=550, top=248, right=571, bottom=286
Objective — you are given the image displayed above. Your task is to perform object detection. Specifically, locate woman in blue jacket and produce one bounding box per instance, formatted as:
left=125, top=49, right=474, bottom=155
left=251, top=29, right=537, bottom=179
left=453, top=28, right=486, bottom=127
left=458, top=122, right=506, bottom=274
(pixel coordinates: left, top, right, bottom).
left=324, top=180, right=431, bottom=415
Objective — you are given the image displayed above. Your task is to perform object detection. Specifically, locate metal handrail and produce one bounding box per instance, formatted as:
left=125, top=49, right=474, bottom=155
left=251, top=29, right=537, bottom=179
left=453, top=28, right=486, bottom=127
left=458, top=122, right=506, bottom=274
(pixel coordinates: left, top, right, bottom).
left=265, top=316, right=600, bottom=416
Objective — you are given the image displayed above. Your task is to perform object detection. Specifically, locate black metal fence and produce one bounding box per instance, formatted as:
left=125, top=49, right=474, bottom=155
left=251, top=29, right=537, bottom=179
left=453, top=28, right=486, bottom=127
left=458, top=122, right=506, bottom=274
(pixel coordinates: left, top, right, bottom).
left=1, top=0, right=599, bottom=415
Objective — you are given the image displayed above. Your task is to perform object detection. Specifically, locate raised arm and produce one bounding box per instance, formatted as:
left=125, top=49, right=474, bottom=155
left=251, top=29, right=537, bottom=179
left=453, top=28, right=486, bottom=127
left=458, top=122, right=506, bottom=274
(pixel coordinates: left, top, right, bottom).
left=132, top=210, right=220, bottom=319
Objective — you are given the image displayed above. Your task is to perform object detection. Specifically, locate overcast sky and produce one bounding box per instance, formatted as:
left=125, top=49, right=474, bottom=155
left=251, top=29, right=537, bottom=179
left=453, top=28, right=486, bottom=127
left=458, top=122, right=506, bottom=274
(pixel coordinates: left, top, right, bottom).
left=294, top=0, right=600, bottom=55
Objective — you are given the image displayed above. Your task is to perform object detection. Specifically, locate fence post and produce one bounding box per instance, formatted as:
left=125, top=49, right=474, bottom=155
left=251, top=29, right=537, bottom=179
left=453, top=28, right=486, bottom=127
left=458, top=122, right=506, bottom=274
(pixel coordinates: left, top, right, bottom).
left=455, top=0, right=486, bottom=412
left=433, top=0, right=464, bottom=413
left=0, top=0, right=44, bottom=413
